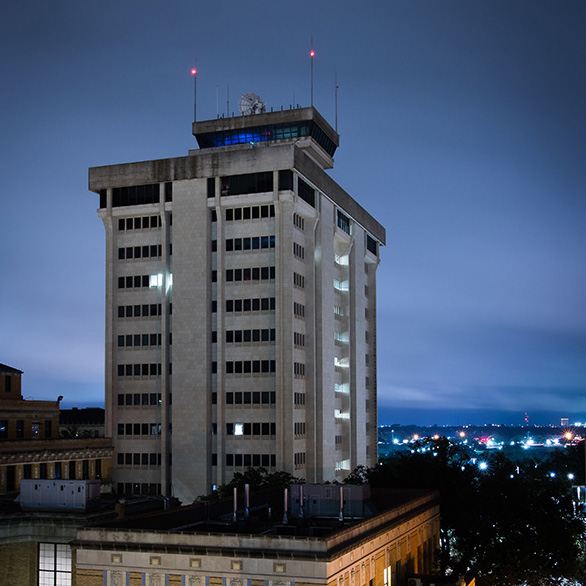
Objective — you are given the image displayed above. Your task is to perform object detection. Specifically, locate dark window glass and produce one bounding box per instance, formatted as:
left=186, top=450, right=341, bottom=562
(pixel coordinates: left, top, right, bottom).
left=207, top=177, right=215, bottom=198
left=112, top=184, right=160, bottom=208
left=298, top=178, right=315, bottom=208
left=220, top=172, right=273, bottom=196
left=279, top=169, right=293, bottom=191
left=337, top=210, right=351, bottom=235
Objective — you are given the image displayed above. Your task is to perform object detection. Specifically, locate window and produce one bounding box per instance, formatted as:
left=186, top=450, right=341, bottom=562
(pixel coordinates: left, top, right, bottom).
left=112, top=184, right=160, bottom=207
left=337, top=210, right=351, bottom=235
left=0, top=420, right=7, bottom=439
left=298, top=178, right=315, bottom=208
left=39, top=543, right=72, bottom=586
left=220, top=172, right=273, bottom=196
left=279, top=169, right=293, bottom=190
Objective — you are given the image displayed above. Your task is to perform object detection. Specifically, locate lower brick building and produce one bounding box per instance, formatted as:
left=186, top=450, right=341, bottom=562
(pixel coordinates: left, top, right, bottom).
left=74, top=485, right=440, bottom=586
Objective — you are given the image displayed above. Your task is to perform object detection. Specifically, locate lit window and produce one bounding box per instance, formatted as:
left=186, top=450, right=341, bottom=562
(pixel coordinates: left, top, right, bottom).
left=149, top=273, right=163, bottom=288
left=39, top=543, right=72, bottom=585
left=234, top=423, right=244, bottom=436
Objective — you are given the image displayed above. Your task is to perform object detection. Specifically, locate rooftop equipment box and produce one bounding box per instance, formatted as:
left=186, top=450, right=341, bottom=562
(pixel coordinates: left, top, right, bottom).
left=19, top=479, right=100, bottom=510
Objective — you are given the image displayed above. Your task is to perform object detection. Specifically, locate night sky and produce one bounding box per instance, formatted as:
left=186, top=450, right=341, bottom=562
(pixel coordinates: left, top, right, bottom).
left=2, top=1, right=585, bottom=426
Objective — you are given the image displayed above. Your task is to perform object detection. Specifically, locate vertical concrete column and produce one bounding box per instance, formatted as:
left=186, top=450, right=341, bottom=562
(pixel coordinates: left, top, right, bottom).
left=160, top=187, right=171, bottom=496
left=100, top=188, right=114, bottom=440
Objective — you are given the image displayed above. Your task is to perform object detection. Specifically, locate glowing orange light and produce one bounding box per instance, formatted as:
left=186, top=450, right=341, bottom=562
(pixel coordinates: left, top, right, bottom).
left=310, top=50, right=315, bottom=57
left=191, top=68, right=197, bottom=75
left=459, top=431, right=466, bottom=438
left=413, top=434, right=419, bottom=441
left=565, top=432, right=573, bottom=440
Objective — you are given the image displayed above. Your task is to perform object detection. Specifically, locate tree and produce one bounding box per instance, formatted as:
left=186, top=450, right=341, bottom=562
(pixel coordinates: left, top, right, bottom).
left=360, top=438, right=585, bottom=586
left=196, top=467, right=303, bottom=501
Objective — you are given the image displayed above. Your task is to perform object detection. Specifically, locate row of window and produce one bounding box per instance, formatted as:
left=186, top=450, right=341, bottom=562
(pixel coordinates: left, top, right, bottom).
left=117, top=482, right=161, bottom=496
left=226, top=391, right=276, bottom=405
left=117, top=423, right=161, bottom=436
left=225, top=205, right=275, bottom=221
left=293, top=213, right=305, bottom=231
left=225, top=235, right=275, bottom=251
left=293, top=272, right=305, bottom=289
left=0, top=419, right=52, bottom=439
left=225, top=297, right=275, bottom=312
left=294, top=332, right=306, bottom=348
left=225, top=360, right=276, bottom=374
left=117, top=333, right=167, bottom=348
left=117, top=303, right=165, bottom=318
left=293, top=242, right=305, bottom=259
left=20, top=460, right=101, bottom=481
left=117, top=393, right=162, bottom=406
left=224, top=453, right=276, bottom=468
left=294, top=302, right=305, bottom=319
left=294, top=422, right=306, bottom=437
left=117, top=452, right=162, bottom=466
left=117, top=363, right=170, bottom=377
left=226, top=422, right=276, bottom=436
left=219, top=172, right=273, bottom=197
left=294, top=392, right=306, bottom=406
left=118, top=215, right=163, bottom=231
left=118, top=274, right=171, bottom=289
left=226, top=329, right=276, bottom=343
left=294, top=452, right=306, bottom=468
left=111, top=182, right=172, bottom=208
left=294, top=362, right=306, bottom=378
left=118, top=244, right=165, bottom=260
left=226, top=266, right=275, bottom=281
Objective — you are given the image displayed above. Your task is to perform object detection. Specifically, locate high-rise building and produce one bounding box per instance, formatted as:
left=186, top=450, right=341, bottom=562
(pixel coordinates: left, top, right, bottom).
left=89, top=105, right=385, bottom=503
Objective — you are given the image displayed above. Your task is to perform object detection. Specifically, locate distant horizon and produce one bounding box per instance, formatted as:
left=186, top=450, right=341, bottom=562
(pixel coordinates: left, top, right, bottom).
left=57, top=399, right=581, bottom=429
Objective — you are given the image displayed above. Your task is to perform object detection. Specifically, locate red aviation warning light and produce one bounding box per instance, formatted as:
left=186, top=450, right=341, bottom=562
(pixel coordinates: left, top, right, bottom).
left=310, top=49, right=315, bottom=58
left=191, top=68, right=197, bottom=75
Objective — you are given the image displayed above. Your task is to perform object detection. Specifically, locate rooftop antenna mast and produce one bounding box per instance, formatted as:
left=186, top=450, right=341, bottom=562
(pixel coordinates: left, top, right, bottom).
left=310, top=39, right=315, bottom=107
left=191, top=58, right=197, bottom=123
left=227, top=86, right=230, bottom=117
left=335, top=70, right=338, bottom=132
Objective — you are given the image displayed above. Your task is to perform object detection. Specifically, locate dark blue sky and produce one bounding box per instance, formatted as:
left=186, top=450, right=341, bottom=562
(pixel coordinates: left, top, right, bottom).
left=1, top=1, right=585, bottom=426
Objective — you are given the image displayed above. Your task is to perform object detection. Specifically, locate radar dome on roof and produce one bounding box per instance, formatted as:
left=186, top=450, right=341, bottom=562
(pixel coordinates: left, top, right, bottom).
left=238, top=93, right=266, bottom=116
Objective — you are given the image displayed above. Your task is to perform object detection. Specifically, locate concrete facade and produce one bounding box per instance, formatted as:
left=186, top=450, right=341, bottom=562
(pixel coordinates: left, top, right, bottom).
left=89, top=106, right=385, bottom=503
